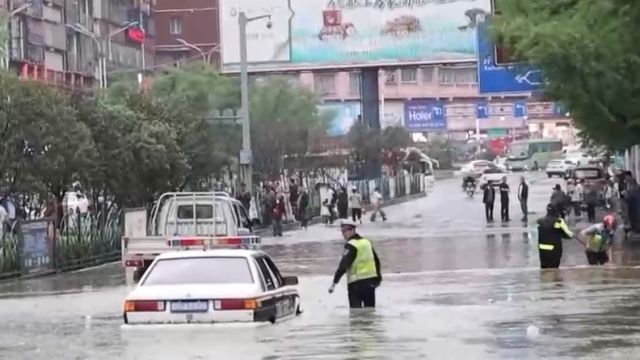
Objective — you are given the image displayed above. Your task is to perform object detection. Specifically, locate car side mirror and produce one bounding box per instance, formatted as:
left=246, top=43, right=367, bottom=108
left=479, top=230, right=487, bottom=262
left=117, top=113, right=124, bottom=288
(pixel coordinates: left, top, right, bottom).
left=282, top=276, right=298, bottom=286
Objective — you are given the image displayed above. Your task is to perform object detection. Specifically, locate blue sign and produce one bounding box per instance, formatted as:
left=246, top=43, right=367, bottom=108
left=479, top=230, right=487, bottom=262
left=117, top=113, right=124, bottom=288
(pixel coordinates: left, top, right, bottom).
left=476, top=102, right=490, bottom=119
left=19, top=219, right=55, bottom=276
left=404, top=100, right=446, bottom=132
left=514, top=101, right=528, bottom=118
left=477, top=18, right=543, bottom=94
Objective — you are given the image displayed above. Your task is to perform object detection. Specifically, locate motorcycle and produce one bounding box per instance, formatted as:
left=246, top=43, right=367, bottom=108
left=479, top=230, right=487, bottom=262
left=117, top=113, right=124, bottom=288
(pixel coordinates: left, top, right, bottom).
left=465, top=184, right=476, bottom=198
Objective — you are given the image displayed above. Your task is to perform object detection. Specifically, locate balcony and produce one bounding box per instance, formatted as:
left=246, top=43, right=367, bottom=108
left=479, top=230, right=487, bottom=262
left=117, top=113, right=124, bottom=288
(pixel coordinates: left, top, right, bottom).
left=17, top=62, right=95, bottom=89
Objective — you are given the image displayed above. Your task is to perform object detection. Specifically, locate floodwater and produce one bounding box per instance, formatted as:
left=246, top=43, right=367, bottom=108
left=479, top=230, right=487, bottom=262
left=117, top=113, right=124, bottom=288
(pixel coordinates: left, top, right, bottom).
left=2, top=174, right=640, bottom=359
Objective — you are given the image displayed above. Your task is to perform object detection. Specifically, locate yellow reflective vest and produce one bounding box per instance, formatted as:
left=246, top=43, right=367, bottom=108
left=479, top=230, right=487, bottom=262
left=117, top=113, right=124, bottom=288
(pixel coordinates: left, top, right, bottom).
left=346, top=238, right=378, bottom=283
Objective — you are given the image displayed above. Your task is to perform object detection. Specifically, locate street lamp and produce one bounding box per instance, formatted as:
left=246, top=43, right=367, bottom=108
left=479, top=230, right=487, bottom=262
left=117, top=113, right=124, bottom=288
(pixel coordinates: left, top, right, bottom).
left=176, top=38, right=206, bottom=63
left=108, top=21, right=139, bottom=61
left=66, top=23, right=105, bottom=89
left=239, top=11, right=271, bottom=190
left=2, top=1, right=33, bottom=69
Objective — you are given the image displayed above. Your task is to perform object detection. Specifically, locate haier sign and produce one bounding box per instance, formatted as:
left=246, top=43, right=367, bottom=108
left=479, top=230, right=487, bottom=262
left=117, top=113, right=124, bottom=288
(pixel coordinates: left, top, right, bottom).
left=404, top=100, right=446, bottom=132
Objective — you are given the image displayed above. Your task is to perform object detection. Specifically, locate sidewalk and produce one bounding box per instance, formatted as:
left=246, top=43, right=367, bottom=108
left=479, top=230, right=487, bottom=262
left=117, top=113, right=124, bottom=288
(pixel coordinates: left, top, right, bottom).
left=253, top=192, right=427, bottom=236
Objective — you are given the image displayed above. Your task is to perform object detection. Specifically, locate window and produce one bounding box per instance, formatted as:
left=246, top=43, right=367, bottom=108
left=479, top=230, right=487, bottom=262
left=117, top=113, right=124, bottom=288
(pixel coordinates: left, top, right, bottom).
left=254, top=256, right=276, bottom=291
left=384, top=70, right=397, bottom=85
left=438, top=68, right=455, bottom=85
left=420, top=66, right=434, bottom=83
left=142, top=257, right=253, bottom=285
left=177, top=205, right=214, bottom=219
left=170, top=17, right=182, bottom=35
left=263, top=256, right=284, bottom=287
left=260, top=257, right=281, bottom=288
left=349, top=72, right=360, bottom=95
left=314, top=73, right=336, bottom=95
left=401, top=68, right=417, bottom=83
left=453, top=68, right=477, bottom=84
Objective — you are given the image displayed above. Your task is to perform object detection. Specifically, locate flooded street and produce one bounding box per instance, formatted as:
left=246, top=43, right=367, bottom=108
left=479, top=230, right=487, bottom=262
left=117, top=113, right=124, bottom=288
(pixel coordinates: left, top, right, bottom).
left=3, top=173, right=640, bottom=359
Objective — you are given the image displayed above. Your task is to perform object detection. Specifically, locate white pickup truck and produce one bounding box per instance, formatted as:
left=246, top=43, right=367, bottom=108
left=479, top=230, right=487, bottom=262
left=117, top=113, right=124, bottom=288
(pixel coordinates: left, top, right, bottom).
left=122, top=192, right=258, bottom=283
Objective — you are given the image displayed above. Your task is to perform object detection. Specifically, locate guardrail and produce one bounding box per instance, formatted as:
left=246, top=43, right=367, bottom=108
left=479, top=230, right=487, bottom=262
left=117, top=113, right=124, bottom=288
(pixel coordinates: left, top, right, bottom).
left=0, top=207, right=122, bottom=281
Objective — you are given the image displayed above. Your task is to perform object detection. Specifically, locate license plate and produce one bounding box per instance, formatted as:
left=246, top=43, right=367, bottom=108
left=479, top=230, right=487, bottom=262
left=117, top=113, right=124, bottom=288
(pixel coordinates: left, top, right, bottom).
left=170, top=300, right=209, bottom=313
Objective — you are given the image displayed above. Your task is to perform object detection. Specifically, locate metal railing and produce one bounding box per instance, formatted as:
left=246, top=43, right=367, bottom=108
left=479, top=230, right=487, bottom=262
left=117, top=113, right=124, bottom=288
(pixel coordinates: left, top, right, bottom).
left=0, top=207, right=122, bottom=280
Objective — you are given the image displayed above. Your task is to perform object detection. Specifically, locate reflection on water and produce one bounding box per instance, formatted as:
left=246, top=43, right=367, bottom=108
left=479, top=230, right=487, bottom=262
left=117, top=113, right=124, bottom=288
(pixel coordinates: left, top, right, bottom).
left=3, top=225, right=640, bottom=359
left=2, top=266, right=640, bottom=359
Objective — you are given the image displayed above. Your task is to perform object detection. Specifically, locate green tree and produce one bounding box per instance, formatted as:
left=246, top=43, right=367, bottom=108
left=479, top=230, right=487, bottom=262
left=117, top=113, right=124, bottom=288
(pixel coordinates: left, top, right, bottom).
left=78, top=90, right=189, bottom=207
left=0, top=74, right=95, bottom=203
left=250, top=77, right=330, bottom=178
left=381, top=126, right=412, bottom=150
left=493, top=0, right=640, bottom=150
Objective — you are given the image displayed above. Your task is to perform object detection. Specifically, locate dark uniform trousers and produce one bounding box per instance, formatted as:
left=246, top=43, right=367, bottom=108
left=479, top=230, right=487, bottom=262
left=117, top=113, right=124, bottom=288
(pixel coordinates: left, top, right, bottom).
left=347, top=279, right=377, bottom=308
left=539, top=248, right=562, bottom=269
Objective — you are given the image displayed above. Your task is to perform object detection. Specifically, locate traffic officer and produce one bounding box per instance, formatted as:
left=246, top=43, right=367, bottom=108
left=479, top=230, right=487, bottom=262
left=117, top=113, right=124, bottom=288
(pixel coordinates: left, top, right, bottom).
left=537, top=203, right=574, bottom=269
left=328, top=219, right=382, bottom=308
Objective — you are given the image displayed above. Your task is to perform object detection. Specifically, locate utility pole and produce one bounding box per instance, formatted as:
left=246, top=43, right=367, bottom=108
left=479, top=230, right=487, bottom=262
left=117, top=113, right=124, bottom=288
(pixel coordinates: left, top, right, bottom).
left=238, top=11, right=271, bottom=191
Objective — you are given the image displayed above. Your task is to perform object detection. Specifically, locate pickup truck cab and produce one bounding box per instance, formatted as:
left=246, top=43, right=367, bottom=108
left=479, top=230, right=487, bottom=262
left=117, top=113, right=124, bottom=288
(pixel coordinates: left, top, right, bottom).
left=122, top=192, right=257, bottom=283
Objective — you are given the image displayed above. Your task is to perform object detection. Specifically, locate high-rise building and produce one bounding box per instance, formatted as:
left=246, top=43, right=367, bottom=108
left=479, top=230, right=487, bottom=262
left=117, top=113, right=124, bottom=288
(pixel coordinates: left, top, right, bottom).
left=153, top=0, right=220, bottom=67
left=2, top=0, right=154, bottom=88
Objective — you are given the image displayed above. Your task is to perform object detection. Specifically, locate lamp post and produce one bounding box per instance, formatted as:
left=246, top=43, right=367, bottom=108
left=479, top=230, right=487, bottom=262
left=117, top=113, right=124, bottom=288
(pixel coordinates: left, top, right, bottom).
left=238, top=11, right=271, bottom=190
left=2, top=1, right=33, bottom=69
left=176, top=38, right=206, bottom=63
left=108, top=21, right=138, bottom=61
left=67, top=23, right=105, bottom=88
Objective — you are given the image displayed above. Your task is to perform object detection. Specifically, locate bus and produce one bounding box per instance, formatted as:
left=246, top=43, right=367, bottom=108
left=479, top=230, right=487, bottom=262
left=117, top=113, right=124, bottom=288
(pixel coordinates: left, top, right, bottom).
left=505, top=139, right=563, bottom=171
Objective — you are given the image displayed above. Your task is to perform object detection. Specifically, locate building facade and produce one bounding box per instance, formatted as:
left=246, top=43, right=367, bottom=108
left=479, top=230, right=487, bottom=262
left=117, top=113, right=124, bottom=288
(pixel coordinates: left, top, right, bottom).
left=297, top=64, right=570, bottom=139
left=2, top=0, right=153, bottom=88
left=153, top=0, right=220, bottom=67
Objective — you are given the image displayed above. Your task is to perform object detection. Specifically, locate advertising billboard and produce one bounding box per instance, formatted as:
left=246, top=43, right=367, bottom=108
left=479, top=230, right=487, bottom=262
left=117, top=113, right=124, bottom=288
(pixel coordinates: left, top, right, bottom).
left=318, top=101, right=361, bottom=136
left=221, top=0, right=492, bottom=72
left=404, top=100, right=446, bottom=132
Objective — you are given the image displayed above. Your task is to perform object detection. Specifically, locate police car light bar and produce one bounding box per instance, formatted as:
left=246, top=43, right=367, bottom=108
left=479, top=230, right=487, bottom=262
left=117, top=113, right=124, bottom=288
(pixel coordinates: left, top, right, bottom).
left=167, top=236, right=261, bottom=249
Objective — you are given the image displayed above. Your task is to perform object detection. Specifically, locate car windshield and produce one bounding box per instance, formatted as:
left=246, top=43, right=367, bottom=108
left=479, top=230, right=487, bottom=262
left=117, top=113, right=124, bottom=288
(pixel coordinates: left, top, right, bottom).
left=142, top=257, right=254, bottom=285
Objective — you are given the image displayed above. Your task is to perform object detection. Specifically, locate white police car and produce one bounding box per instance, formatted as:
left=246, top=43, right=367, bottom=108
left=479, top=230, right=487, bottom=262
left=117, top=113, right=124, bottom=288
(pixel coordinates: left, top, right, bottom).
left=123, top=238, right=301, bottom=325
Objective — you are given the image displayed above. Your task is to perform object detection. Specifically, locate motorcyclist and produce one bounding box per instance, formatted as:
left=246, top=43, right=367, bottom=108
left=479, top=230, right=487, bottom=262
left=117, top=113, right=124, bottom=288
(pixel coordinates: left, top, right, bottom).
left=462, top=176, right=477, bottom=192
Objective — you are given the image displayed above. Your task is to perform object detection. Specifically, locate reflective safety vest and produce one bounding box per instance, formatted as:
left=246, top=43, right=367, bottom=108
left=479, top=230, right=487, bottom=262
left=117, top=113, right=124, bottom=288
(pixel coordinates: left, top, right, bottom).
left=586, top=232, right=612, bottom=253
left=347, top=238, right=378, bottom=284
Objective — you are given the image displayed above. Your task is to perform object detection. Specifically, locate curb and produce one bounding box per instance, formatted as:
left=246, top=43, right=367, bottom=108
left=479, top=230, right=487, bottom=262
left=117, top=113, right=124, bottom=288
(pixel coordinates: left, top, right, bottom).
left=253, top=192, right=428, bottom=236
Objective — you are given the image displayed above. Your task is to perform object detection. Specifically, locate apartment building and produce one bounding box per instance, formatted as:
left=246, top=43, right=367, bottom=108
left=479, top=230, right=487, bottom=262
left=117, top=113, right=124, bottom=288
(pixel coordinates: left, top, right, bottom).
left=153, top=0, right=220, bottom=67
left=3, top=0, right=153, bottom=88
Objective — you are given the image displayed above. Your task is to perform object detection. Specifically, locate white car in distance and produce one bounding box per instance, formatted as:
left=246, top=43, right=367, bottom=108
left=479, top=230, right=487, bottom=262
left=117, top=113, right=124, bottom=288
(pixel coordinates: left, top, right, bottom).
left=480, top=167, right=508, bottom=185
left=123, top=244, right=301, bottom=325
left=546, top=159, right=576, bottom=178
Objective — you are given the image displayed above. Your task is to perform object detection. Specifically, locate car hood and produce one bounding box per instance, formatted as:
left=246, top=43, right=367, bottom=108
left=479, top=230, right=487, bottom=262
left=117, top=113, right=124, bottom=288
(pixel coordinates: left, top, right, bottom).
left=127, top=284, right=262, bottom=300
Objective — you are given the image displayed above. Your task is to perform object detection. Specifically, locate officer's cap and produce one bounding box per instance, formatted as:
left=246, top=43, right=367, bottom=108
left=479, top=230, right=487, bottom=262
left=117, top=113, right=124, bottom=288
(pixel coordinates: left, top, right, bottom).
left=340, top=219, right=358, bottom=228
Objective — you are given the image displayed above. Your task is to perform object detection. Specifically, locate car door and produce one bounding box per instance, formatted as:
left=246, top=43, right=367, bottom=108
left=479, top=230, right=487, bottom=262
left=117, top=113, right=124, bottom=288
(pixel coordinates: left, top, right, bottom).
left=262, top=256, right=298, bottom=320
left=252, top=255, right=282, bottom=322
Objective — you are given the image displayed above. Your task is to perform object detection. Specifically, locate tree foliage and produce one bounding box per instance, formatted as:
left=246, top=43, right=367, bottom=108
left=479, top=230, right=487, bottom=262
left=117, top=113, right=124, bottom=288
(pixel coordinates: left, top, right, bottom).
left=1, top=65, right=330, bottom=213
left=250, top=77, right=330, bottom=178
left=493, top=0, right=640, bottom=150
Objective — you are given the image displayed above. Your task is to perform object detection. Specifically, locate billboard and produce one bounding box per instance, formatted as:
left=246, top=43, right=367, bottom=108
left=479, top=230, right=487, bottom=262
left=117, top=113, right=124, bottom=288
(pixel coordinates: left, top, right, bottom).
left=404, top=100, right=446, bottom=132
left=221, top=0, right=492, bottom=72
left=317, top=101, right=361, bottom=136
